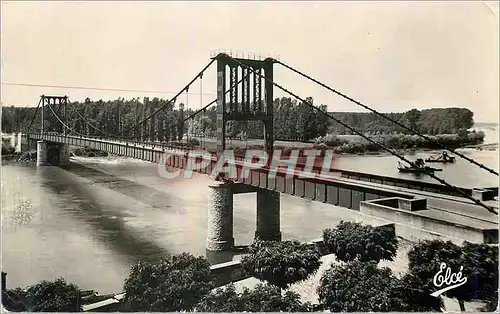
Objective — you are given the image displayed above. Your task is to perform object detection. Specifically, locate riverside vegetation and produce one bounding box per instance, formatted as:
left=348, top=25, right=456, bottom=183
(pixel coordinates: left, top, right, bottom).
left=2, top=221, right=497, bottom=312
left=2, top=97, right=484, bottom=154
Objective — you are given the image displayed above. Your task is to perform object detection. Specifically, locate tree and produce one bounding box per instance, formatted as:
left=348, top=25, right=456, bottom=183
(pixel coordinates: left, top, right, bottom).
left=196, top=283, right=312, bottom=312
left=461, top=242, right=498, bottom=305
left=195, top=284, right=243, bottom=312
left=123, top=253, right=214, bottom=311
left=240, top=240, right=322, bottom=290
left=2, top=287, right=29, bottom=312
left=405, top=109, right=421, bottom=132
left=318, top=260, right=408, bottom=312
left=2, top=278, right=83, bottom=312
left=322, top=221, right=398, bottom=263
left=398, top=271, right=444, bottom=311
left=407, top=240, right=498, bottom=311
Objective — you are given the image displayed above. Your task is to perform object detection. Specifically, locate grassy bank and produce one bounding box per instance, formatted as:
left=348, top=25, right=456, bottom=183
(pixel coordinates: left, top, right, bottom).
left=173, top=131, right=485, bottom=157
left=314, top=131, right=485, bottom=155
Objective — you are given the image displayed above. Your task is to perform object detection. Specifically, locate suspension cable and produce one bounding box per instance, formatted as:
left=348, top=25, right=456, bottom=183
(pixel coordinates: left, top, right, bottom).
left=26, top=97, right=42, bottom=133
left=229, top=57, right=497, bottom=215
left=70, top=99, right=119, bottom=139
left=145, top=67, right=254, bottom=140
left=200, top=73, right=204, bottom=148
left=276, top=60, right=499, bottom=176
left=45, top=101, right=87, bottom=137
left=59, top=61, right=215, bottom=143
left=186, top=86, right=190, bottom=144
left=120, top=59, right=215, bottom=136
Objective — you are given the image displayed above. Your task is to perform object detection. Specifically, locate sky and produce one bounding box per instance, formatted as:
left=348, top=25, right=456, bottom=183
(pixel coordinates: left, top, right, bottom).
left=1, top=1, right=499, bottom=122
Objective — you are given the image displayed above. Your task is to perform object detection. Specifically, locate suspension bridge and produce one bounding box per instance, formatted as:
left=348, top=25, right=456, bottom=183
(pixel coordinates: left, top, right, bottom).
left=13, top=53, right=499, bottom=250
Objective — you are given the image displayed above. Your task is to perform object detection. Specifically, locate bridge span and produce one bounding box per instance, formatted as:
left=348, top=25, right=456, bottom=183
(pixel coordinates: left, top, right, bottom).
left=20, top=132, right=499, bottom=248
left=17, top=53, right=499, bottom=250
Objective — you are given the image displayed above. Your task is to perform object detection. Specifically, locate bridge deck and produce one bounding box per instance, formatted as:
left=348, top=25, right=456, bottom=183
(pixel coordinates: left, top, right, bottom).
left=329, top=176, right=498, bottom=223
left=25, top=133, right=498, bottom=229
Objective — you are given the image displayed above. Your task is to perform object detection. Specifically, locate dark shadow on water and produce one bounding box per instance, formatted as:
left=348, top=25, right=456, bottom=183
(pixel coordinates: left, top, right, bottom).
left=36, top=166, right=172, bottom=265
left=35, top=165, right=237, bottom=266
left=59, top=163, right=173, bottom=211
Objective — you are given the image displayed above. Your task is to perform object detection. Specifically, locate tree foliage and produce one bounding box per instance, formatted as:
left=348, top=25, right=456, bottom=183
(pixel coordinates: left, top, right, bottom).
left=3, top=97, right=477, bottom=143
left=1, top=278, right=82, bottom=312
left=240, top=239, right=322, bottom=290
left=407, top=240, right=498, bottom=311
left=317, top=259, right=435, bottom=312
left=326, top=107, right=475, bottom=135
left=123, top=253, right=214, bottom=312
left=315, top=131, right=485, bottom=153
left=196, top=283, right=312, bottom=312
left=323, top=221, right=398, bottom=263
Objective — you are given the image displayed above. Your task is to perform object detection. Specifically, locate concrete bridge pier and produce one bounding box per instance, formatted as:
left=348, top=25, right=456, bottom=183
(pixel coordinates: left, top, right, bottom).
left=206, top=181, right=234, bottom=251
left=36, top=141, right=70, bottom=166
left=36, top=140, right=48, bottom=166
left=206, top=181, right=283, bottom=252
left=255, top=189, right=281, bottom=241
left=9, top=133, right=21, bottom=153
left=58, top=143, right=70, bottom=166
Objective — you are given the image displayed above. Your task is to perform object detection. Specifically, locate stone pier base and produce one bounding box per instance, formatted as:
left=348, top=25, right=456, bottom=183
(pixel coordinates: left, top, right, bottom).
left=206, top=181, right=234, bottom=251
left=36, top=141, right=48, bottom=166
left=36, top=141, right=70, bottom=166
left=255, top=189, right=281, bottom=241
left=58, top=143, right=70, bottom=165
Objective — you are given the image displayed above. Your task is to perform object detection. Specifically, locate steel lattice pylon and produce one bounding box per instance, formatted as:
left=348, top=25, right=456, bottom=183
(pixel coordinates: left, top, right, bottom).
left=212, top=53, right=274, bottom=153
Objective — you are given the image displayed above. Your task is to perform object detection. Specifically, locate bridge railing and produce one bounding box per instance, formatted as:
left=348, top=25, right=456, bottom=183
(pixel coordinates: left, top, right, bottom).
left=24, top=132, right=498, bottom=200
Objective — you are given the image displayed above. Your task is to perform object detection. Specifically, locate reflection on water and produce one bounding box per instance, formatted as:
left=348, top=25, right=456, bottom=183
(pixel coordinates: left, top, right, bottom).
left=1, top=132, right=498, bottom=294
left=2, top=159, right=365, bottom=293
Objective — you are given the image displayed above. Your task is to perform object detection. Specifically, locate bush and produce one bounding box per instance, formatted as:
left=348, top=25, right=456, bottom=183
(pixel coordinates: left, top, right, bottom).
left=314, top=131, right=485, bottom=154
left=196, top=283, right=312, bottom=312
left=323, top=221, right=398, bottom=263
left=318, top=260, right=406, bottom=312
left=2, top=288, right=29, bottom=311
left=195, top=284, right=243, bottom=312
left=398, top=271, right=444, bottom=311
left=407, top=240, right=498, bottom=311
left=461, top=242, right=498, bottom=303
left=2, top=144, right=15, bottom=155
left=3, top=278, right=83, bottom=312
left=123, top=253, right=214, bottom=311
left=240, top=240, right=322, bottom=290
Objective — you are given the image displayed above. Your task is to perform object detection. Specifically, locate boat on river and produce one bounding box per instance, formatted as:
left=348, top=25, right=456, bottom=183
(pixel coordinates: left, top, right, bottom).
left=425, top=151, right=455, bottom=163
left=397, top=160, right=442, bottom=174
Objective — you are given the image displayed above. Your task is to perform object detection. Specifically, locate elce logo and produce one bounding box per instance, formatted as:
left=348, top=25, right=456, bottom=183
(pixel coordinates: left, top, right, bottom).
left=430, top=262, right=468, bottom=297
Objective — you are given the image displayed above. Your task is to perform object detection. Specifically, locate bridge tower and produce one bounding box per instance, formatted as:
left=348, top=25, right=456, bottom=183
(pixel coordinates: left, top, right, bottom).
left=35, top=95, right=70, bottom=166
left=206, top=53, right=281, bottom=252
left=213, top=53, right=274, bottom=153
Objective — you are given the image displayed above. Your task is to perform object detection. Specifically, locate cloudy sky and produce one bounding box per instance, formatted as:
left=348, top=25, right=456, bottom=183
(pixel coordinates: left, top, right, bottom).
left=1, top=1, right=498, bottom=122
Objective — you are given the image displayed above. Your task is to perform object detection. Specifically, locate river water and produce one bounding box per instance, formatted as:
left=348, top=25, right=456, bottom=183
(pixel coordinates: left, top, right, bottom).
left=1, top=127, right=498, bottom=294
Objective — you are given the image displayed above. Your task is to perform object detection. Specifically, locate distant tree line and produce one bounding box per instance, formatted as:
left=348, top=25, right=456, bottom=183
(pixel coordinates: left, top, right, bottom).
left=328, top=108, right=475, bottom=135
left=2, top=96, right=475, bottom=142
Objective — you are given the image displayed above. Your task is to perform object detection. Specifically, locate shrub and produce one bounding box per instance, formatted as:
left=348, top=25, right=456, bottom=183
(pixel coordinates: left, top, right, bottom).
left=7, top=278, right=83, bottom=312
left=318, top=260, right=406, bottom=312
left=240, top=239, right=322, bottom=290
left=123, top=253, right=214, bottom=311
left=406, top=240, right=498, bottom=311
left=323, top=221, right=398, bottom=263
left=195, top=284, right=243, bottom=312
left=196, top=283, right=312, bottom=312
